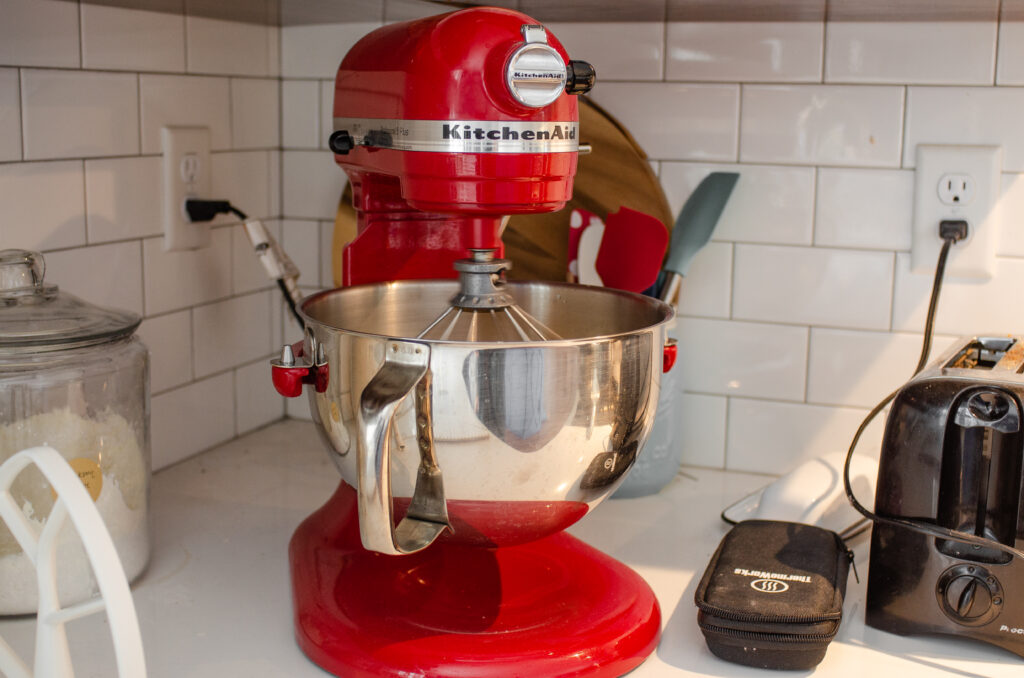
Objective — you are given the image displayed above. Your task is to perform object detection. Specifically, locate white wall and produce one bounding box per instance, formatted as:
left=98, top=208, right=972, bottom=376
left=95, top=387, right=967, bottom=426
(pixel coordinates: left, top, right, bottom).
left=551, top=3, right=1024, bottom=474
left=0, top=0, right=284, bottom=470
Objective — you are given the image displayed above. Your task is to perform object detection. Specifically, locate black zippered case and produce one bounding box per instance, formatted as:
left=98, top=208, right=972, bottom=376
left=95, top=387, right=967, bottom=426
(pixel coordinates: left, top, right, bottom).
left=694, top=520, right=853, bottom=670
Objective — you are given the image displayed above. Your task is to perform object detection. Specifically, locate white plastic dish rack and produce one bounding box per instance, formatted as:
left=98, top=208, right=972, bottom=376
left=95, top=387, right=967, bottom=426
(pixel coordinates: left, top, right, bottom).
left=0, top=446, right=146, bottom=678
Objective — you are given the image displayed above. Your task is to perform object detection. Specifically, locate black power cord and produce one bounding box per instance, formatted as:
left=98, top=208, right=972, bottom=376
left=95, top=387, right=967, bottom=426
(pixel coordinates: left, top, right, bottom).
left=184, top=199, right=305, bottom=327
left=184, top=198, right=248, bottom=222
left=843, top=219, right=1024, bottom=562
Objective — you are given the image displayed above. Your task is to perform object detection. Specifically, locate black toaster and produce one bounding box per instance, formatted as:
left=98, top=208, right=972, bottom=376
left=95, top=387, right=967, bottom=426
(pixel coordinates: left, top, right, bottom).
left=867, top=336, right=1024, bottom=656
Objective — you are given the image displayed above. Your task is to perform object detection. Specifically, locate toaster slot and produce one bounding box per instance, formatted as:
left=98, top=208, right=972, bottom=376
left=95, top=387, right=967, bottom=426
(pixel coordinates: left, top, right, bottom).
left=947, top=337, right=1019, bottom=371
left=937, top=388, right=1023, bottom=565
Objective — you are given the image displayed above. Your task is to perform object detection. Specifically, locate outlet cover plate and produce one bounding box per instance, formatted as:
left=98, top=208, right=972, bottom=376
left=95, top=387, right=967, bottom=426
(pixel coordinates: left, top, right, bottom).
left=912, top=144, right=1002, bottom=279
left=161, top=126, right=211, bottom=251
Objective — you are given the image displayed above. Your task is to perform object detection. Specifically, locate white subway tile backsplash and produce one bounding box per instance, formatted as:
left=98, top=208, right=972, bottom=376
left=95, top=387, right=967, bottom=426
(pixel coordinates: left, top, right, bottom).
left=21, top=70, right=139, bottom=160
left=282, top=80, right=320, bottom=149
left=732, top=244, right=894, bottom=330
left=0, top=69, right=20, bottom=161
left=825, top=22, right=996, bottom=85
left=84, top=156, right=162, bottom=243
left=814, top=168, right=913, bottom=250
left=281, top=22, right=381, bottom=79
left=740, top=85, right=904, bottom=167
left=233, top=220, right=281, bottom=295
left=192, top=291, right=272, bottom=378
left=80, top=4, right=186, bottom=73
left=268, top=21, right=281, bottom=79
left=807, top=329, right=926, bottom=408
left=904, top=87, right=1024, bottom=172
left=0, top=160, right=86, bottom=251
left=676, top=241, right=732, bottom=318
left=320, top=80, right=334, bottom=150
left=210, top=151, right=272, bottom=220
left=151, top=372, right=235, bottom=470
left=143, top=227, right=233, bottom=315
left=546, top=22, right=664, bottom=81
left=231, top=79, right=280, bottom=150
left=137, top=310, right=193, bottom=394
left=268, top=150, right=281, bottom=217
left=319, top=221, right=334, bottom=288
left=676, top=317, right=808, bottom=401
left=997, top=21, right=1024, bottom=84
left=286, top=390, right=314, bottom=421
left=590, top=83, right=739, bottom=162
left=283, top=151, right=347, bottom=220
left=678, top=393, right=727, bottom=469
left=667, top=21, right=823, bottom=82
left=281, top=220, right=321, bottom=286
left=139, top=74, right=231, bottom=154
left=0, top=0, right=80, bottom=68
left=235, top=359, right=284, bottom=435
left=186, top=16, right=272, bottom=77
left=892, top=253, right=1024, bottom=335
left=660, top=162, right=815, bottom=245
left=44, top=241, right=144, bottom=316
left=726, top=398, right=884, bottom=474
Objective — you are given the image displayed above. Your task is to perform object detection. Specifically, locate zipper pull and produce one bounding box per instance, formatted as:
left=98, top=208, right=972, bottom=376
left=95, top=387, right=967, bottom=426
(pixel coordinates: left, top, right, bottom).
left=846, top=547, right=859, bottom=584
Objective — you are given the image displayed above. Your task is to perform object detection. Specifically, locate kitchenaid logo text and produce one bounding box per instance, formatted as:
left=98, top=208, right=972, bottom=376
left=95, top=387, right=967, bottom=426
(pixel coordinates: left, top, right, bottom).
left=511, top=71, right=564, bottom=80
left=733, top=568, right=812, bottom=584
left=442, top=123, right=576, bottom=142
left=334, top=118, right=579, bottom=153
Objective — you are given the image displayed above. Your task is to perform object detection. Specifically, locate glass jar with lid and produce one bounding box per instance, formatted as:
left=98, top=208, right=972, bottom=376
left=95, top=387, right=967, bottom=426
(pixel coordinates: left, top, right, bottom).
left=0, top=249, right=150, bottom=614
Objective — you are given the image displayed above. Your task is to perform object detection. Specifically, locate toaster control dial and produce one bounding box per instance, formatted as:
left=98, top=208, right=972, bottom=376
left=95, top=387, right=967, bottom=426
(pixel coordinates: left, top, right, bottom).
left=937, top=564, right=1003, bottom=626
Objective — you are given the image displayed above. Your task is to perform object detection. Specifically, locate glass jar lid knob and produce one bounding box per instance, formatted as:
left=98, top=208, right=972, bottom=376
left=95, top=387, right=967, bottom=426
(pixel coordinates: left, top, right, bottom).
left=0, top=249, right=58, bottom=300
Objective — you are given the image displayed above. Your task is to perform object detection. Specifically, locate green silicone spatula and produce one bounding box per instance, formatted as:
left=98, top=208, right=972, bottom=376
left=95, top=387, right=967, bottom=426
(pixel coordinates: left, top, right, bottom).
left=658, top=172, right=740, bottom=305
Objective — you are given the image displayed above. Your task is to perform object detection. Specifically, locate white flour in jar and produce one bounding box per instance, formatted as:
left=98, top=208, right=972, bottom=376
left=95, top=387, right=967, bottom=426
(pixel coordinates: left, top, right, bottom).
left=0, top=408, right=149, bottom=615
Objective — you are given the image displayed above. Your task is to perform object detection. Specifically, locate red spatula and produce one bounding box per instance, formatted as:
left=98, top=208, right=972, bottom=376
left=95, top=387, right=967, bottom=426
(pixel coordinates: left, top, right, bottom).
left=595, top=207, right=668, bottom=293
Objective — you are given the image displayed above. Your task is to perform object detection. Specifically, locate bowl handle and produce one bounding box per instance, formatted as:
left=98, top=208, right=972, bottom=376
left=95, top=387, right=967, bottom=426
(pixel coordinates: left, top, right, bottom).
left=356, top=339, right=451, bottom=555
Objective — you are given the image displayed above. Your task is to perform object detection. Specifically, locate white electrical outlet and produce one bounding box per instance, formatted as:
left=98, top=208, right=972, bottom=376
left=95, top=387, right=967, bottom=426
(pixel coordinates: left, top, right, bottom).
left=912, top=144, right=1002, bottom=279
left=161, top=126, right=211, bottom=251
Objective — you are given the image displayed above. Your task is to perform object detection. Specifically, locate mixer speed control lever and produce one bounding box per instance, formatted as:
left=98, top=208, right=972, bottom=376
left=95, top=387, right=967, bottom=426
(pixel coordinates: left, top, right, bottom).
left=328, top=130, right=354, bottom=155
left=565, top=60, right=596, bottom=95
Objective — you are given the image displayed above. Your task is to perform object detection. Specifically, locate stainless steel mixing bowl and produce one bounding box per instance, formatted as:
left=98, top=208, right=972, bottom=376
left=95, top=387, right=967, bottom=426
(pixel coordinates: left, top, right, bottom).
left=297, top=280, right=674, bottom=555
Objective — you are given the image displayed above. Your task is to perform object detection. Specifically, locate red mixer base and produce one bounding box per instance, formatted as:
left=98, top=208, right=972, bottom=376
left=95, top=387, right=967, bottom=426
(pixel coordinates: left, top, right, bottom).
left=289, top=482, right=661, bottom=677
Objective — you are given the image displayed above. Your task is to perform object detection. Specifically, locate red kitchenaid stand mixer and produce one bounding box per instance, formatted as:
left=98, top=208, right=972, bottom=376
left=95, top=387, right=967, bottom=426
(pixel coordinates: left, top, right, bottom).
left=278, top=8, right=663, bottom=677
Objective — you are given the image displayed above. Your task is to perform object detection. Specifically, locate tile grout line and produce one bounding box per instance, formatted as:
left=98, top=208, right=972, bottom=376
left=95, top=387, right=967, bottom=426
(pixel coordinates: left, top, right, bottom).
left=661, top=0, right=668, bottom=82
left=17, top=68, right=24, bottom=161
left=994, top=0, right=1003, bottom=86
left=136, top=73, right=143, bottom=155
left=820, top=9, right=827, bottom=84
left=76, top=0, right=84, bottom=69
left=183, top=3, right=191, bottom=74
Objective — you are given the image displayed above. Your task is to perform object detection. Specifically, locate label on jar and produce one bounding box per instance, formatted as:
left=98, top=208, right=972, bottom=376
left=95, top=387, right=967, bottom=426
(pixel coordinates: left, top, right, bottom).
left=50, top=458, right=103, bottom=503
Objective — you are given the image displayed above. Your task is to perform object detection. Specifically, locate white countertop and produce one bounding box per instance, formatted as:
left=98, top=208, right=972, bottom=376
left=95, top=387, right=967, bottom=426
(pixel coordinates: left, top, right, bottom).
left=1, top=419, right=1021, bottom=677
